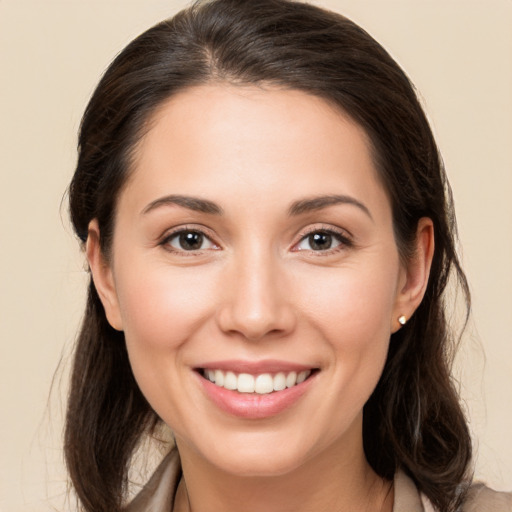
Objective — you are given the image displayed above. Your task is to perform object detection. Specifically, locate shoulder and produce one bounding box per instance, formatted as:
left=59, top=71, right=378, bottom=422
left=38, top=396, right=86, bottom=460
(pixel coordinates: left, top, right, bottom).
left=396, top=470, right=512, bottom=512
left=125, top=449, right=181, bottom=512
left=462, top=482, right=512, bottom=511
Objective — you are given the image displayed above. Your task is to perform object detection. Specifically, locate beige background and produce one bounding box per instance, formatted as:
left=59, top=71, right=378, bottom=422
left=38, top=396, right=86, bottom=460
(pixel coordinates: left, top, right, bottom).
left=0, top=0, right=510, bottom=510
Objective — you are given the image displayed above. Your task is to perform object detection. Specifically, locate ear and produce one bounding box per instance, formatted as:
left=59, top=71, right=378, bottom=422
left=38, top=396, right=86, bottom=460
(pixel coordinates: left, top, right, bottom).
left=391, top=217, right=435, bottom=333
left=86, top=219, right=123, bottom=331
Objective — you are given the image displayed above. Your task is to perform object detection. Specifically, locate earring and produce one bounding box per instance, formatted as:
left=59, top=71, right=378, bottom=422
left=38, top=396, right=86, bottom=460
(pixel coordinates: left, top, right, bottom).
left=398, top=315, right=407, bottom=326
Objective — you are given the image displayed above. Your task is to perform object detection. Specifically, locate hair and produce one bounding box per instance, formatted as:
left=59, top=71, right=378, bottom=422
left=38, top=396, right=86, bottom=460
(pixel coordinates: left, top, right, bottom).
left=66, top=1, right=472, bottom=511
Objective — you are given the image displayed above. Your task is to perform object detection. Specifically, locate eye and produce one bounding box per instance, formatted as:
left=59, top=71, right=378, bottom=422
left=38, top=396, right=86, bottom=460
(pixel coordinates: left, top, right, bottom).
left=294, top=229, right=349, bottom=252
left=164, top=229, right=217, bottom=252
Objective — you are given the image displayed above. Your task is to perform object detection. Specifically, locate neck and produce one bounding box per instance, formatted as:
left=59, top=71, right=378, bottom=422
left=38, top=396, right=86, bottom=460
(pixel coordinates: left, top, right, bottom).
left=174, top=430, right=393, bottom=512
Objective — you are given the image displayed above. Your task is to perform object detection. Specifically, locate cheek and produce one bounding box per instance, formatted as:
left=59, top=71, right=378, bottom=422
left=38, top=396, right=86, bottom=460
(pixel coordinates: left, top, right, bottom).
left=297, top=264, right=398, bottom=399
left=114, top=261, right=220, bottom=352
left=113, top=263, right=221, bottom=422
left=298, top=264, right=398, bottom=347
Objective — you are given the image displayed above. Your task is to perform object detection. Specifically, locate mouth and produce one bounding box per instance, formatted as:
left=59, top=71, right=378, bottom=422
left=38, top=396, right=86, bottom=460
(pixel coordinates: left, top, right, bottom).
left=199, top=368, right=316, bottom=395
left=194, top=360, right=319, bottom=418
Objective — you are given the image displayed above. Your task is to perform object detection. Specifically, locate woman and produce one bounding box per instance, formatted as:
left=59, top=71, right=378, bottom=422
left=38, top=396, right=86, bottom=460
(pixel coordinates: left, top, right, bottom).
left=65, top=0, right=511, bottom=511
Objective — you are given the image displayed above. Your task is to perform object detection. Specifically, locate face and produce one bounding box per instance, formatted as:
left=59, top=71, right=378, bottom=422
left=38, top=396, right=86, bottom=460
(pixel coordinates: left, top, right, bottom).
left=89, top=85, right=431, bottom=478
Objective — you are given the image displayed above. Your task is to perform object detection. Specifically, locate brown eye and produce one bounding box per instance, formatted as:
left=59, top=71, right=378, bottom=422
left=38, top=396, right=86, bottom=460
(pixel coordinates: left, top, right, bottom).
left=166, top=230, right=216, bottom=251
left=296, top=230, right=343, bottom=251
left=180, top=232, right=203, bottom=250
left=308, top=232, right=333, bottom=250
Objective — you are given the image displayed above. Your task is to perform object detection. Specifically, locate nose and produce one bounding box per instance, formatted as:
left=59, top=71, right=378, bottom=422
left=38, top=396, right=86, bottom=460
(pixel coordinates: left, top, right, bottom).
left=216, top=250, right=297, bottom=341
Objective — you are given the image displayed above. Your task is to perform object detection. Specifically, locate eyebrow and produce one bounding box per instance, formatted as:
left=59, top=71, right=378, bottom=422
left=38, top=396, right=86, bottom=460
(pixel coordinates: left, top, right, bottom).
left=141, top=195, right=224, bottom=215
left=288, top=194, right=373, bottom=220
left=141, top=193, right=371, bottom=219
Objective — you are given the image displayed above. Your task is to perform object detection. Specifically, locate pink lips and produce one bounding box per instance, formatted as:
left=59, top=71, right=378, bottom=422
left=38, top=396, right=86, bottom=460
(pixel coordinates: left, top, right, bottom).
left=198, top=359, right=313, bottom=374
left=195, top=360, right=317, bottom=419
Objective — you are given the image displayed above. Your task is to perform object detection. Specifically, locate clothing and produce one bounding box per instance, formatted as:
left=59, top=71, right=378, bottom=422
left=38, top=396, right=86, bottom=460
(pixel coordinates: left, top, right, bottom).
left=127, top=449, right=512, bottom=512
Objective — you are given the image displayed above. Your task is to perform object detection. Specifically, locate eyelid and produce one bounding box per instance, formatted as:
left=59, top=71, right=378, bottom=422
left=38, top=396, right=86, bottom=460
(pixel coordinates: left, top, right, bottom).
left=291, top=224, right=354, bottom=253
left=157, top=223, right=353, bottom=255
left=159, top=224, right=221, bottom=254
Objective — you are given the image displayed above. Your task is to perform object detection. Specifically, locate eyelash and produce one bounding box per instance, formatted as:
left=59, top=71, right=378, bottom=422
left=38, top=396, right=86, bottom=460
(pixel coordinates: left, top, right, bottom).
left=159, top=224, right=353, bottom=256
left=160, top=225, right=220, bottom=256
left=292, top=225, right=353, bottom=254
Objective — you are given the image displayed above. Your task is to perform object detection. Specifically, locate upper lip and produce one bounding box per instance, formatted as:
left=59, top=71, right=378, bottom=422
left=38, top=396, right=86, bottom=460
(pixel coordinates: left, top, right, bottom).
left=195, top=359, right=316, bottom=374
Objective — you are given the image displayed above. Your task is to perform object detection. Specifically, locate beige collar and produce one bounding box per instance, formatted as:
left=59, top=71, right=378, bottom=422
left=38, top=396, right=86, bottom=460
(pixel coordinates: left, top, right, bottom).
left=127, top=449, right=427, bottom=512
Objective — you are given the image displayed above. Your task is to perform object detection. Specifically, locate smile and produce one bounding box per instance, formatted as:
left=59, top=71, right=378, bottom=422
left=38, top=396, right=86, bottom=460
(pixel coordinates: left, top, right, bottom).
left=195, top=361, right=319, bottom=418
left=201, top=369, right=312, bottom=394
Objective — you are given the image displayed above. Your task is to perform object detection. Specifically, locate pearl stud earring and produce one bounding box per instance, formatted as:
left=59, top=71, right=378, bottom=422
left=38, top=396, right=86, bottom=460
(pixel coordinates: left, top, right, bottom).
left=398, top=315, right=407, bottom=326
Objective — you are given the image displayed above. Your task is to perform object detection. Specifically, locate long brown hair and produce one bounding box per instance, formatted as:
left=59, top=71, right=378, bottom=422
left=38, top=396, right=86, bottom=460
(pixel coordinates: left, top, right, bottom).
left=66, top=1, right=472, bottom=510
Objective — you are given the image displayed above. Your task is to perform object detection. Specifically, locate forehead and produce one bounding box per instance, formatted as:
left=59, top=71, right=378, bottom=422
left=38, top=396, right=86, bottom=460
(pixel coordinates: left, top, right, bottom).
left=122, top=84, right=389, bottom=219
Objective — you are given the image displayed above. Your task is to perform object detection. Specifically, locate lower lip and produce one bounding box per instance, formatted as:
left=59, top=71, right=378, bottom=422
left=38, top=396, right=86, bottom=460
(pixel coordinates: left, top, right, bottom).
left=197, top=372, right=316, bottom=420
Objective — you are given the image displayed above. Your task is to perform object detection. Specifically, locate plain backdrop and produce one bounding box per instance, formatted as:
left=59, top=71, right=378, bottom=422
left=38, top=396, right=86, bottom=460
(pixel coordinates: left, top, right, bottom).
left=0, top=0, right=511, bottom=510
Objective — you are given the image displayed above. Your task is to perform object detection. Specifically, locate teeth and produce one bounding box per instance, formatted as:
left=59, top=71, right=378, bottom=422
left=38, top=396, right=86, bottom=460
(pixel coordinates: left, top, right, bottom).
left=297, top=370, right=309, bottom=384
left=214, top=369, right=224, bottom=387
left=255, top=374, right=274, bottom=394
left=273, top=372, right=286, bottom=391
left=286, top=371, right=297, bottom=388
left=237, top=373, right=255, bottom=393
left=203, top=369, right=312, bottom=394
left=224, top=371, right=237, bottom=390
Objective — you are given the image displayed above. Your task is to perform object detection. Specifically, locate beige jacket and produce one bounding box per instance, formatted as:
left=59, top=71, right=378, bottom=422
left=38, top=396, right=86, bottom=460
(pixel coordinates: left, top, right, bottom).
left=127, top=450, right=512, bottom=512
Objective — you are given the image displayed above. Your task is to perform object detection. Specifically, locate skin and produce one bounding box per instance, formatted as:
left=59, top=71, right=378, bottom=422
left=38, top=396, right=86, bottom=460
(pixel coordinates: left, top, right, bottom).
left=87, top=84, right=434, bottom=512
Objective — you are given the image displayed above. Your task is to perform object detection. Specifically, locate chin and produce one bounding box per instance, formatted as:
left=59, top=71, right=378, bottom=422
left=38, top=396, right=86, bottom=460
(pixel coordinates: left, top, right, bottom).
left=211, top=448, right=308, bottom=478
left=176, top=426, right=314, bottom=478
